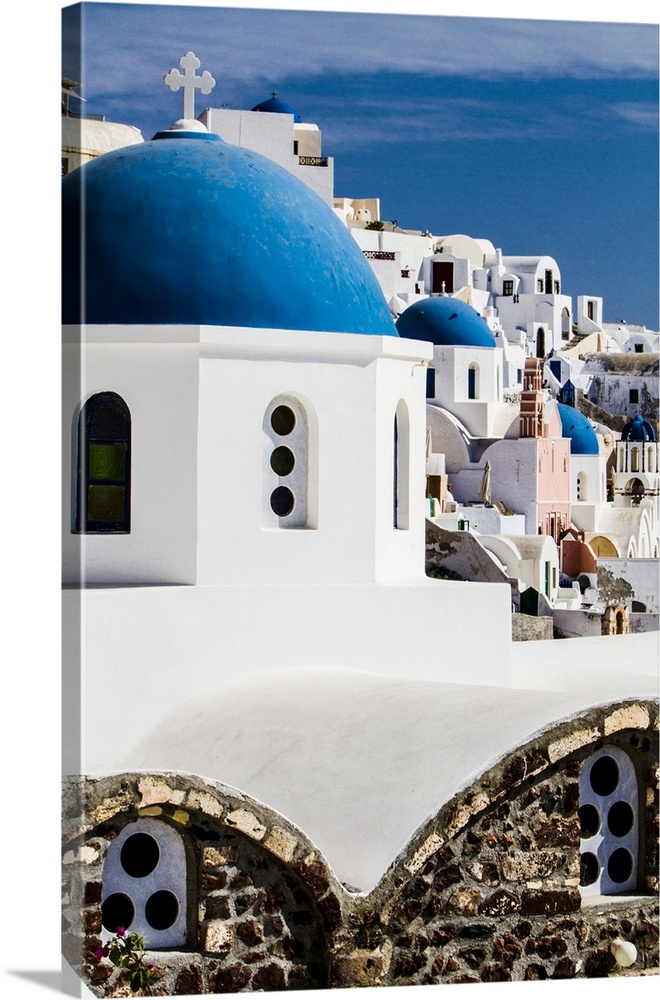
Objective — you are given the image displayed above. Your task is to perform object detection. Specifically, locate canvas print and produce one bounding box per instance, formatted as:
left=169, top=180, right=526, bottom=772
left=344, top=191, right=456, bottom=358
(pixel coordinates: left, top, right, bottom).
left=61, top=2, right=659, bottom=995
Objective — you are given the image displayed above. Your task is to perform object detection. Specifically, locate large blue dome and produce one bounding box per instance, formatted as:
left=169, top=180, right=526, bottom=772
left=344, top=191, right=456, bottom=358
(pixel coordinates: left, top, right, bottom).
left=62, top=127, right=396, bottom=335
left=396, top=296, right=496, bottom=348
left=557, top=403, right=600, bottom=455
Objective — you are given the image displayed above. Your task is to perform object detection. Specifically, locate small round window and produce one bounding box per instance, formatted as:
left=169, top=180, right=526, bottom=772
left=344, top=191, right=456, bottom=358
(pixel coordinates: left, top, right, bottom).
left=271, top=405, right=296, bottom=436
left=270, top=446, right=295, bottom=476
left=271, top=486, right=295, bottom=517
left=120, top=832, right=160, bottom=878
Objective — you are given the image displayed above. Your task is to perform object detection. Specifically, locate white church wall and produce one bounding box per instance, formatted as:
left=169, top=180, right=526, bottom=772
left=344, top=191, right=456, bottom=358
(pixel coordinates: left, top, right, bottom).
left=194, top=327, right=432, bottom=587
left=62, top=327, right=200, bottom=587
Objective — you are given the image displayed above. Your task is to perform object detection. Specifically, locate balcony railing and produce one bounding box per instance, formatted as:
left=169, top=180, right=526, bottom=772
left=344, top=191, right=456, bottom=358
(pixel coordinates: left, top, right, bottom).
left=298, top=155, right=328, bottom=167
left=362, top=250, right=396, bottom=261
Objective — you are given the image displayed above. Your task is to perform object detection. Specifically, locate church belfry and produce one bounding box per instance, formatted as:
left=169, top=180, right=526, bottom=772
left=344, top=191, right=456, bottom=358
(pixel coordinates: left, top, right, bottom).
left=519, top=357, right=545, bottom=439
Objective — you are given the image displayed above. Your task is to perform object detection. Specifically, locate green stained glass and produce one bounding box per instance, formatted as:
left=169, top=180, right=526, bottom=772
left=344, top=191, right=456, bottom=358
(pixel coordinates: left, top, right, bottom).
left=88, top=485, right=125, bottom=522
left=89, top=444, right=126, bottom=481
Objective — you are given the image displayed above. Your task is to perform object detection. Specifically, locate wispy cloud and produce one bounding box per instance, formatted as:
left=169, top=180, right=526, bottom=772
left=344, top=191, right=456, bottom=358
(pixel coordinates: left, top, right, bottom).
left=74, top=6, right=658, bottom=97
left=300, top=85, right=658, bottom=151
left=204, top=11, right=660, bottom=84
left=66, top=6, right=658, bottom=143
left=608, top=101, right=660, bottom=128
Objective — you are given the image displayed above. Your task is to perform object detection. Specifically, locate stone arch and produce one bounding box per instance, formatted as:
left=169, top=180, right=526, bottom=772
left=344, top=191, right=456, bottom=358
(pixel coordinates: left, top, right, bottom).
left=62, top=773, right=338, bottom=996
left=367, top=701, right=657, bottom=986
left=601, top=605, right=630, bottom=635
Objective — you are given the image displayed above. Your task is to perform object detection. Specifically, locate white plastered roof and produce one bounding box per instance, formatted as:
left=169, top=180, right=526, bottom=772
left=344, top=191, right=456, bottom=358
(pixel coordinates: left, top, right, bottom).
left=120, top=632, right=658, bottom=893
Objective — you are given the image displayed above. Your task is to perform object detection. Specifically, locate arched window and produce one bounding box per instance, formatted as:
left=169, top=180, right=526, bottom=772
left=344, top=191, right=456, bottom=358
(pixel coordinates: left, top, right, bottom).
left=263, top=395, right=309, bottom=528
left=393, top=400, right=410, bottom=530
left=631, top=448, right=640, bottom=473
left=536, top=327, right=546, bottom=358
left=76, top=392, right=131, bottom=533
left=467, top=364, right=479, bottom=400
left=101, top=819, right=189, bottom=948
left=578, top=746, right=639, bottom=897
left=647, top=447, right=654, bottom=473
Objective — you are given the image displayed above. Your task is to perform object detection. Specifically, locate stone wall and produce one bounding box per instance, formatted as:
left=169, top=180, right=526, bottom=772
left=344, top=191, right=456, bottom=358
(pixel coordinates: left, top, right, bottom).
left=332, top=699, right=659, bottom=988
left=512, top=613, right=554, bottom=642
left=62, top=775, right=342, bottom=996
left=63, top=699, right=658, bottom=995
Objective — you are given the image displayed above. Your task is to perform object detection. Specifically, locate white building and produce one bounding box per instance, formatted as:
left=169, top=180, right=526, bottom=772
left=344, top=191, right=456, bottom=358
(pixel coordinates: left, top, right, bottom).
left=582, top=352, right=659, bottom=421
left=200, top=92, right=334, bottom=205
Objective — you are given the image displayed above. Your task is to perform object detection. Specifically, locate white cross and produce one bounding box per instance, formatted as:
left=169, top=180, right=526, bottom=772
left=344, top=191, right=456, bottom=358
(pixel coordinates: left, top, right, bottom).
left=164, top=51, right=216, bottom=121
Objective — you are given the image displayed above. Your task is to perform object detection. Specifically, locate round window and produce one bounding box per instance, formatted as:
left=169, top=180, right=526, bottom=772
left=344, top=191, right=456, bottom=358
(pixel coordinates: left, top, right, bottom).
left=578, top=803, right=600, bottom=839
left=589, top=755, right=619, bottom=797
left=270, top=446, right=295, bottom=476
left=270, top=486, right=295, bottom=517
left=579, top=852, right=599, bottom=887
left=607, top=848, right=634, bottom=884
left=102, top=892, right=135, bottom=933
left=608, top=801, right=634, bottom=838
left=120, top=833, right=160, bottom=878
left=270, top=405, right=296, bottom=436
left=145, top=890, right=180, bottom=930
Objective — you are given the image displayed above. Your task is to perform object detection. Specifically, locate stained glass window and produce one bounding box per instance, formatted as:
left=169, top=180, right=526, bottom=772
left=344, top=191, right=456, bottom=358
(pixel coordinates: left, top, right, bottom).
left=76, top=392, right=131, bottom=532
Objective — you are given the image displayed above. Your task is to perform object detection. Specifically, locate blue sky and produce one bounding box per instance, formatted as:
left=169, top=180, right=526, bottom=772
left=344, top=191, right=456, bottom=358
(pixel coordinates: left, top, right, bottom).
left=61, top=2, right=659, bottom=329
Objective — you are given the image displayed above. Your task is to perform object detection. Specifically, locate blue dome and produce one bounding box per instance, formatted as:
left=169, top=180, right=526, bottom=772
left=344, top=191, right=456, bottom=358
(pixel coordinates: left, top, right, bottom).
left=622, top=414, right=657, bottom=442
left=62, top=129, right=395, bottom=335
left=557, top=403, right=600, bottom=455
left=251, top=95, right=302, bottom=122
left=396, top=297, right=496, bottom=348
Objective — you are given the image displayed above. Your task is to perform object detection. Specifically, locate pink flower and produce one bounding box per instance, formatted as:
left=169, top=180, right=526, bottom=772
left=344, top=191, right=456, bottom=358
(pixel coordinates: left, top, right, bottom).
left=116, top=927, right=125, bottom=937
left=93, top=946, right=110, bottom=960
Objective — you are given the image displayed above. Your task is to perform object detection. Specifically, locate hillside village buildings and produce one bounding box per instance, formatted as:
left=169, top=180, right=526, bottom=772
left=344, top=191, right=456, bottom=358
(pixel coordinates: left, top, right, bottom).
left=62, top=49, right=658, bottom=996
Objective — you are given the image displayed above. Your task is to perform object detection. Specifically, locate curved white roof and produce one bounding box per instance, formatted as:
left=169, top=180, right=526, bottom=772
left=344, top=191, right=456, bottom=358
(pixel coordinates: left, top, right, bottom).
left=62, top=116, right=144, bottom=155
left=120, top=633, right=658, bottom=893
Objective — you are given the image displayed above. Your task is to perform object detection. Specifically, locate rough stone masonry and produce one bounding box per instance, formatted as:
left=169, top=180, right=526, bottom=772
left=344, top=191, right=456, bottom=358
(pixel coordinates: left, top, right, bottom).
left=62, top=699, right=658, bottom=994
